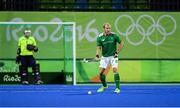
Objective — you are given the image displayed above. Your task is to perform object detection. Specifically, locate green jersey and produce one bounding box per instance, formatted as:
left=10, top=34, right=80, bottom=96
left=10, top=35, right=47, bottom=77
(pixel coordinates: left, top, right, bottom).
left=18, top=36, right=37, bottom=56
left=97, top=32, right=121, bottom=57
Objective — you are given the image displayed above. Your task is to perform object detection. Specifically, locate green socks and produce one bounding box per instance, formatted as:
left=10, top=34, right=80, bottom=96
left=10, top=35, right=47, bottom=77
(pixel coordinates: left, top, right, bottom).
left=114, top=73, right=120, bottom=89
left=100, top=73, right=120, bottom=89
left=100, top=73, right=107, bottom=87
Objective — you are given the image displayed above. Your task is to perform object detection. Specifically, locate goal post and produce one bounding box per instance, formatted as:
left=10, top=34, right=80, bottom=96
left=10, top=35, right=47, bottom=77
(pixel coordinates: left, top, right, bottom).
left=62, top=23, right=76, bottom=85
left=0, top=22, right=76, bottom=85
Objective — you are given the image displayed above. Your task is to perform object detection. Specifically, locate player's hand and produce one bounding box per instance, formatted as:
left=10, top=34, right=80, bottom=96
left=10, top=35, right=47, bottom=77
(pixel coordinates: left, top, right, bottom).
left=34, top=46, right=38, bottom=52
left=114, top=52, right=118, bottom=58
left=16, top=56, right=21, bottom=64
left=95, top=55, right=100, bottom=61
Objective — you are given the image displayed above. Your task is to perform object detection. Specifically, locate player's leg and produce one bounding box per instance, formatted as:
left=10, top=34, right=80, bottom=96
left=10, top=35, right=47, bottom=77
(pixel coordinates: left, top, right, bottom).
left=29, top=56, right=43, bottom=84
left=97, top=68, right=108, bottom=92
left=97, top=57, right=109, bottom=92
left=111, top=57, right=120, bottom=93
left=113, top=68, right=120, bottom=93
left=19, top=56, right=29, bottom=84
left=100, top=68, right=107, bottom=86
left=32, top=64, right=43, bottom=84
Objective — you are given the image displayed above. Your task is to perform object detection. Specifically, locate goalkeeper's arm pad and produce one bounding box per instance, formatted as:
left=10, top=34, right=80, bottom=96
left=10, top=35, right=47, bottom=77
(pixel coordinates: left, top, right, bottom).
left=17, top=48, right=21, bottom=55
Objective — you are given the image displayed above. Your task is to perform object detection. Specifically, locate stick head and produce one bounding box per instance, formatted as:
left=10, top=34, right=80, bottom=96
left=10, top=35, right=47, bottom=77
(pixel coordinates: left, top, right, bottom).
left=82, top=58, right=88, bottom=63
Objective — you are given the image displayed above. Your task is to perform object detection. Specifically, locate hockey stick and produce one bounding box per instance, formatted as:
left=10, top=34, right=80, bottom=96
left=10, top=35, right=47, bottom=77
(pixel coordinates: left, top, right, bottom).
left=82, top=58, right=101, bottom=63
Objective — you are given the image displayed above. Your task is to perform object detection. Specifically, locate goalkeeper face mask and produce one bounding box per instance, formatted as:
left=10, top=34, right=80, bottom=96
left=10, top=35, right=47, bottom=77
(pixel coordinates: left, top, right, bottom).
left=24, top=30, right=31, bottom=37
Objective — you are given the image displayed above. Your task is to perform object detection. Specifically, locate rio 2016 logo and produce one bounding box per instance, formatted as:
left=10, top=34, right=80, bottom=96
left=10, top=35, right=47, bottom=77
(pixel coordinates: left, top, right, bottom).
left=5, top=17, right=99, bottom=42
left=3, top=14, right=176, bottom=46
left=115, top=14, right=176, bottom=45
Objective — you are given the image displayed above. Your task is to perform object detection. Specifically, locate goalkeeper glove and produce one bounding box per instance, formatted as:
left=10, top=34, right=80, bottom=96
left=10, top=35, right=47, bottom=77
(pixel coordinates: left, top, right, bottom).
left=27, top=44, right=35, bottom=51
left=34, top=46, right=38, bottom=52
left=27, top=44, right=38, bottom=52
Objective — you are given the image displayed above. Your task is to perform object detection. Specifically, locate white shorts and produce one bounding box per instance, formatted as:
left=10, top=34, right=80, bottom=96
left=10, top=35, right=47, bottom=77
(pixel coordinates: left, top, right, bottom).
left=99, top=56, right=118, bottom=69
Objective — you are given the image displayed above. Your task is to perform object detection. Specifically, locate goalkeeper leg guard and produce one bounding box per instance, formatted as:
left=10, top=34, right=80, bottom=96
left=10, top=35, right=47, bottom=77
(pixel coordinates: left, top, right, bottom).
left=19, top=65, right=28, bottom=84
left=32, top=64, right=43, bottom=84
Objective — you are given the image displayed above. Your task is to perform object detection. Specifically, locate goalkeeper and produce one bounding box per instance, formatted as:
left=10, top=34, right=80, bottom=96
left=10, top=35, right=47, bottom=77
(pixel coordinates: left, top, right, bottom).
left=95, top=23, right=124, bottom=93
left=16, top=28, right=43, bottom=85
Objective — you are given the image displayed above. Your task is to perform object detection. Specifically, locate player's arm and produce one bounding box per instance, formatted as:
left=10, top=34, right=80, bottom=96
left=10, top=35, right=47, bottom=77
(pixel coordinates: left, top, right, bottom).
left=95, top=46, right=101, bottom=61
left=17, top=47, right=21, bottom=55
left=95, top=36, right=101, bottom=59
left=96, top=46, right=101, bottom=58
left=16, top=40, right=21, bottom=64
left=33, top=38, right=38, bottom=52
left=17, top=39, right=21, bottom=55
left=114, top=41, right=124, bottom=58
left=116, top=41, right=124, bottom=54
left=114, top=34, right=124, bottom=57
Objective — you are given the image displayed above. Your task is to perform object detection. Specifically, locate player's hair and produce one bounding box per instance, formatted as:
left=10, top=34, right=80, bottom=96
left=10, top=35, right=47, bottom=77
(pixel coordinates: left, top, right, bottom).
left=103, top=23, right=111, bottom=28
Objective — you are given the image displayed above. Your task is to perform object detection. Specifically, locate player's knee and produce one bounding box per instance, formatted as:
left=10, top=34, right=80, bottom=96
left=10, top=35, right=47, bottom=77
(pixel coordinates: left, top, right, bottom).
left=100, top=68, right=106, bottom=74
left=32, top=63, right=40, bottom=72
left=113, top=67, right=118, bottom=73
left=19, top=65, right=28, bottom=73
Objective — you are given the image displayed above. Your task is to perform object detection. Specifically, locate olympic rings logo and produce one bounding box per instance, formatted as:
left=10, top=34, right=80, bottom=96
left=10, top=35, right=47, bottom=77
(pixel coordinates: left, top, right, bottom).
left=115, top=14, right=176, bottom=45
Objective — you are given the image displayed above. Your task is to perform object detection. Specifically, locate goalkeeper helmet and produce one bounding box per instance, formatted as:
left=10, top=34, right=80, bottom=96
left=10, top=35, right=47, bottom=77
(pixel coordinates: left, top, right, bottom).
left=24, top=29, right=31, bottom=37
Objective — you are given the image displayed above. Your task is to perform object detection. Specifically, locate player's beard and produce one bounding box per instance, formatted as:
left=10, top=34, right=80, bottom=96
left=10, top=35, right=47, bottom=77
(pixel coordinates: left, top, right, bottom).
left=105, top=31, right=110, bottom=36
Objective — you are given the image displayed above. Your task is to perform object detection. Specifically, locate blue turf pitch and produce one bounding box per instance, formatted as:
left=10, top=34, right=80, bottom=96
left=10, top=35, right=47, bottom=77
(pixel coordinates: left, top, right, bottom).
left=0, top=84, right=180, bottom=107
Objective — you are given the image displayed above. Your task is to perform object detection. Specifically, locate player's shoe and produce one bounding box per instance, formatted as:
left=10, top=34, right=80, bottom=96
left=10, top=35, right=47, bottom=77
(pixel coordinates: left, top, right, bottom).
left=97, top=86, right=108, bottom=92
left=114, top=88, right=120, bottom=93
left=22, top=81, right=29, bottom=85
left=36, top=80, right=44, bottom=84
